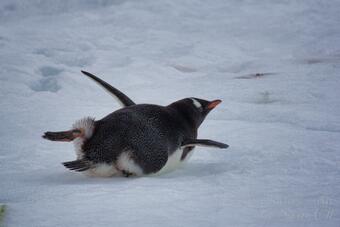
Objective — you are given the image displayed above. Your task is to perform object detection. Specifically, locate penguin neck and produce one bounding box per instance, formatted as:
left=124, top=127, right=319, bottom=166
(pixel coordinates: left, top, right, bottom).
left=168, top=103, right=201, bottom=131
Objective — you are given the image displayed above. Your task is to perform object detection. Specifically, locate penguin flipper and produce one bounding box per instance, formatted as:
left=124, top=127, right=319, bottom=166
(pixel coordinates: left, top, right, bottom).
left=62, top=160, right=91, bottom=172
left=182, top=139, right=229, bottom=149
left=81, top=70, right=136, bottom=107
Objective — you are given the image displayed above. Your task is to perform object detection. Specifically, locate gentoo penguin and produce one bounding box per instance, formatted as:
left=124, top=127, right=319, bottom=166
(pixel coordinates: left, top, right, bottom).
left=43, top=71, right=228, bottom=177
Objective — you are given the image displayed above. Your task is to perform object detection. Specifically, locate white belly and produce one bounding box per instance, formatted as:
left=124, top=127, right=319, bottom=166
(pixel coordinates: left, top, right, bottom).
left=84, top=151, right=143, bottom=177
left=80, top=148, right=194, bottom=177
left=156, top=148, right=194, bottom=175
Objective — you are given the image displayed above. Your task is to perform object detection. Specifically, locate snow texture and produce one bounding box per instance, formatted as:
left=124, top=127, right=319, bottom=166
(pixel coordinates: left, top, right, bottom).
left=1, top=0, right=340, bottom=226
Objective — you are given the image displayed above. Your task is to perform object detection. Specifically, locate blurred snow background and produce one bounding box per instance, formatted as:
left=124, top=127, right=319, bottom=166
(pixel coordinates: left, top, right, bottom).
left=0, top=0, right=340, bottom=226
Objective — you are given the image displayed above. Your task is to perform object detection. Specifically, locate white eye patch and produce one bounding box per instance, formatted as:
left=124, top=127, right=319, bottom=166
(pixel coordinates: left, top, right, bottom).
left=191, top=98, right=202, bottom=109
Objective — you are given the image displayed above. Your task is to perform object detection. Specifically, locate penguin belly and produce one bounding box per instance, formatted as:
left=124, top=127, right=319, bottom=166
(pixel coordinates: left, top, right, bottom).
left=156, top=148, right=195, bottom=175
left=86, top=148, right=195, bottom=177
left=84, top=152, right=144, bottom=177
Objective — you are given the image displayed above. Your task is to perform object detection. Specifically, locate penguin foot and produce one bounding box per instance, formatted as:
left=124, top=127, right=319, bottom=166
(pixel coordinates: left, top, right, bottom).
left=63, top=159, right=91, bottom=171
left=121, top=170, right=134, bottom=178
left=42, top=129, right=82, bottom=142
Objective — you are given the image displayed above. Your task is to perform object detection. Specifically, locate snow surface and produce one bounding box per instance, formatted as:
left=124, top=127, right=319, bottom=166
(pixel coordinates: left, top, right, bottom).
left=1, top=0, right=340, bottom=226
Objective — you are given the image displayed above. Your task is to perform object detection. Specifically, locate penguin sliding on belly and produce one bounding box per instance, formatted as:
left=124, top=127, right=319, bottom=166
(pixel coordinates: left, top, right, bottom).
left=43, top=71, right=229, bottom=177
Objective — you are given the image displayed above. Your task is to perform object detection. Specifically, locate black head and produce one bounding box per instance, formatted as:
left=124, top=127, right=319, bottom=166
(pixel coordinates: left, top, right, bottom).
left=168, top=98, right=222, bottom=129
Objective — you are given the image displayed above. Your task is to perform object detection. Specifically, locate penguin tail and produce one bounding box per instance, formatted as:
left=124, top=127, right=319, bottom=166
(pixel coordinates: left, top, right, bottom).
left=62, top=160, right=91, bottom=172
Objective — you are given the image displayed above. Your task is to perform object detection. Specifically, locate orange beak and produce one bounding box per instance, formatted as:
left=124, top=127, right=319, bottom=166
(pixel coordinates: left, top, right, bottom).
left=207, top=99, right=222, bottom=110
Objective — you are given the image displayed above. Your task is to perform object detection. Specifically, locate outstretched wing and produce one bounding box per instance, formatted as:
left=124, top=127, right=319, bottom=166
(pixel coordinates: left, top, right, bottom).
left=182, top=139, right=229, bottom=149
left=81, top=70, right=136, bottom=107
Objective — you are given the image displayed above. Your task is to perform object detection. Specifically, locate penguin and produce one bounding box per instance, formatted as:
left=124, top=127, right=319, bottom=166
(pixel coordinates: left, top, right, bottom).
left=43, top=71, right=229, bottom=177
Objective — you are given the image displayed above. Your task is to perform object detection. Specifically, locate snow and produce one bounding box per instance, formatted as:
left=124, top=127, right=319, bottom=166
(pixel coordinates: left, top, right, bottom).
left=1, top=0, right=340, bottom=226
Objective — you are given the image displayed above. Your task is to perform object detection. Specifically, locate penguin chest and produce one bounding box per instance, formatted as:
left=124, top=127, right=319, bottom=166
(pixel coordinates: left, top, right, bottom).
left=157, top=148, right=194, bottom=175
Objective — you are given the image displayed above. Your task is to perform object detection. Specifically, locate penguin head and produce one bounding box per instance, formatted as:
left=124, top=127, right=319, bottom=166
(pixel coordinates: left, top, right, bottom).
left=168, top=98, right=222, bottom=129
